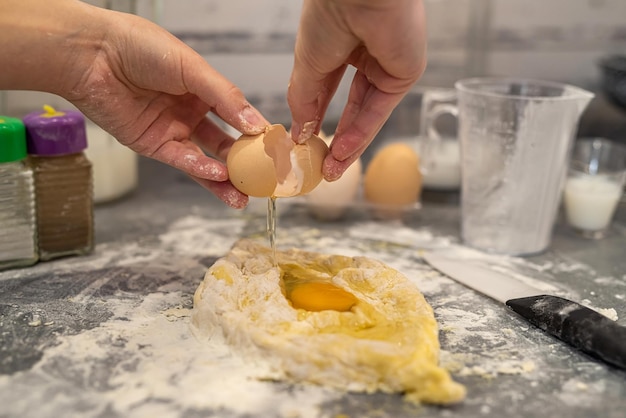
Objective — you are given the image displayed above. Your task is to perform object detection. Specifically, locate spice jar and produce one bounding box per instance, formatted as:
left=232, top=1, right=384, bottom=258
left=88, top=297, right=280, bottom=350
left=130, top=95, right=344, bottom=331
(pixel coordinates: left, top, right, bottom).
left=0, top=116, right=38, bottom=269
left=23, top=106, right=94, bottom=260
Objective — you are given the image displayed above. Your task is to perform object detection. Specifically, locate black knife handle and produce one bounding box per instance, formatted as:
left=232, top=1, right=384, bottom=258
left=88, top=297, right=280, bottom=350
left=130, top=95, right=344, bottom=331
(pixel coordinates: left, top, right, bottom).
left=506, top=295, right=626, bottom=371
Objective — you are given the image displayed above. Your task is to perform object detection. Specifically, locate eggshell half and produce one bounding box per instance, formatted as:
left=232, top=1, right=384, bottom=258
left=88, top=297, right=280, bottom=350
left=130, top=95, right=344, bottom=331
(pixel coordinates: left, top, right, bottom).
left=227, top=124, right=329, bottom=198
left=294, top=133, right=331, bottom=196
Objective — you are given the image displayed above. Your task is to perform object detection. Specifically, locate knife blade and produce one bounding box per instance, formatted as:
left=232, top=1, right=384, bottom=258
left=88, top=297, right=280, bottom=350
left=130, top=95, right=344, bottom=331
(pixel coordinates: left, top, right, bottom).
left=422, top=252, right=626, bottom=371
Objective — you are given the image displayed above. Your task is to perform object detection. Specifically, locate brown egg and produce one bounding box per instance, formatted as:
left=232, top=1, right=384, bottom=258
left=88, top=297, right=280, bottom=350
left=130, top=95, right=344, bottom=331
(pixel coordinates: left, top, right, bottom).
left=227, top=124, right=329, bottom=198
left=364, top=142, right=422, bottom=218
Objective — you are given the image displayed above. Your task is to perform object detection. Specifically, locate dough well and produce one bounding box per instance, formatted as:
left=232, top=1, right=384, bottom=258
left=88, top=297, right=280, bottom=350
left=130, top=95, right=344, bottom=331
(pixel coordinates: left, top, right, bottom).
left=192, top=239, right=465, bottom=405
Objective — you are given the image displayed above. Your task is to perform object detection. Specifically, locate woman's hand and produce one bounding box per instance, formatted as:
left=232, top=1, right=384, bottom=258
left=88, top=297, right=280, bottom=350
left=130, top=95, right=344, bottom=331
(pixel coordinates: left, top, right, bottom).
left=288, top=0, right=427, bottom=181
left=0, top=0, right=269, bottom=208
left=67, top=7, right=269, bottom=208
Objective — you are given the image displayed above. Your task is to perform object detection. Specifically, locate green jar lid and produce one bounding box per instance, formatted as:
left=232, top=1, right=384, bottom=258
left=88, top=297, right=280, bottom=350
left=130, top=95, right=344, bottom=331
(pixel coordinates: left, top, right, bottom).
left=0, top=116, right=27, bottom=163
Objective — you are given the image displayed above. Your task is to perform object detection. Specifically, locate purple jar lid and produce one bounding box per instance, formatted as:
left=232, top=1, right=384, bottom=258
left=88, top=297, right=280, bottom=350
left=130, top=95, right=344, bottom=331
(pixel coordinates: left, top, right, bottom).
left=23, top=106, right=87, bottom=156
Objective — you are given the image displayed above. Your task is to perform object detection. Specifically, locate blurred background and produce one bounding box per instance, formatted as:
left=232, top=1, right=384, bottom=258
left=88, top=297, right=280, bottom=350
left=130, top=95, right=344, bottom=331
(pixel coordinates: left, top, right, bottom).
left=1, top=0, right=625, bottom=147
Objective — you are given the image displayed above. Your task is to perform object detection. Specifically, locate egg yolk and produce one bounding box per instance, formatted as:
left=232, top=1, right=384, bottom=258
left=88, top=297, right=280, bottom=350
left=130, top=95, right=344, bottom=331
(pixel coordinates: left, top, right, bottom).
left=288, top=282, right=357, bottom=312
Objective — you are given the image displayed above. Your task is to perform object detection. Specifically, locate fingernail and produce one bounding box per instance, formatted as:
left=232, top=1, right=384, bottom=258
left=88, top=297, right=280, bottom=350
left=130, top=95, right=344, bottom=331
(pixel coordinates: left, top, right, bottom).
left=298, top=121, right=317, bottom=143
left=323, top=157, right=344, bottom=182
left=240, top=106, right=267, bottom=134
left=289, top=122, right=301, bottom=143
left=290, top=120, right=318, bottom=143
left=222, top=187, right=249, bottom=209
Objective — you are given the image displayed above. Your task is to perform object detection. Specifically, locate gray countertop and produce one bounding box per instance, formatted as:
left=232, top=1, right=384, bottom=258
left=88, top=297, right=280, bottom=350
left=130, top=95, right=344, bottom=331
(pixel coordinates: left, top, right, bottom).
left=1, top=157, right=625, bottom=418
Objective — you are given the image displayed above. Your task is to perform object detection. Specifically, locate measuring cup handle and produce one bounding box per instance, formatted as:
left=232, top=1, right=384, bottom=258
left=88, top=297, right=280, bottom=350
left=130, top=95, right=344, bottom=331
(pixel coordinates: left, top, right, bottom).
left=420, top=103, right=459, bottom=173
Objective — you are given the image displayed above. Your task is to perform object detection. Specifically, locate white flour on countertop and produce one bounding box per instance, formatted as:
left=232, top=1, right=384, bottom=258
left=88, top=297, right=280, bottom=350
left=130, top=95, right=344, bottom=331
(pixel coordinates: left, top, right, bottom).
left=0, top=215, right=622, bottom=417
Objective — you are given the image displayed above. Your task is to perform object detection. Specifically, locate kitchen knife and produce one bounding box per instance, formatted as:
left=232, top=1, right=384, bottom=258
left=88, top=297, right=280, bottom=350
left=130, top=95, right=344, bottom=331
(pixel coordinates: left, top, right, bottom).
left=422, top=252, right=626, bottom=371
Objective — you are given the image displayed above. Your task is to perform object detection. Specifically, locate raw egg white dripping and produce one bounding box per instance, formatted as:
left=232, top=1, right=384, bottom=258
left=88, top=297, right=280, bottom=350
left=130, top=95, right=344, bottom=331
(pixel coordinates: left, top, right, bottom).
left=227, top=124, right=329, bottom=198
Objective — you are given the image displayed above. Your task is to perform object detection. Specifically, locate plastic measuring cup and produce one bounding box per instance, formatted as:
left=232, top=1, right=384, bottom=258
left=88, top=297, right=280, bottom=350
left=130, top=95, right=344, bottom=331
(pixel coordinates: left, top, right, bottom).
left=442, top=78, right=593, bottom=255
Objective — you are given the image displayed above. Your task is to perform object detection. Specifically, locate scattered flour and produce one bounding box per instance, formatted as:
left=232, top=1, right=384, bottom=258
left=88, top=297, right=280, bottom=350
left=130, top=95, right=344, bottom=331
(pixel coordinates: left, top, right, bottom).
left=0, top=215, right=622, bottom=417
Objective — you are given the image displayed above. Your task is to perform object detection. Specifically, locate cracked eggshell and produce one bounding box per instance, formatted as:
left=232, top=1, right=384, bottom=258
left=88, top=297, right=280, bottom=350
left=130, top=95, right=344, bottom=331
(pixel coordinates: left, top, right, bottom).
left=227, top=124, right=329, bottom=198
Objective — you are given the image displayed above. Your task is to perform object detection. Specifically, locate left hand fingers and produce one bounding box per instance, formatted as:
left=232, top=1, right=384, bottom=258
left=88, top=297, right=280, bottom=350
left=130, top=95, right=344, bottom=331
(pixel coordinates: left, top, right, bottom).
left=148, top=138, right=230, bottom=182
left=191, top=116, right=237, bottom=162
left=182, top=54, right=270, bottom=136
left=190, top=175, right=249, bottom=209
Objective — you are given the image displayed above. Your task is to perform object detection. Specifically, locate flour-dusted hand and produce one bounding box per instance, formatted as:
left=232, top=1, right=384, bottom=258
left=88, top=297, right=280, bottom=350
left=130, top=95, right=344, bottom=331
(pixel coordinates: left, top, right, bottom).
left=0, top=0, right=269, bottom=208
left=288, top=0, right=427, bottom=181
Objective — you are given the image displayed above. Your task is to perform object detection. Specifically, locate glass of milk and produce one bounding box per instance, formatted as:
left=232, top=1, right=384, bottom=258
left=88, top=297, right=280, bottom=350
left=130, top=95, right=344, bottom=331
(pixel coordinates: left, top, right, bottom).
left=563, top=138, right=626, bottom=239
